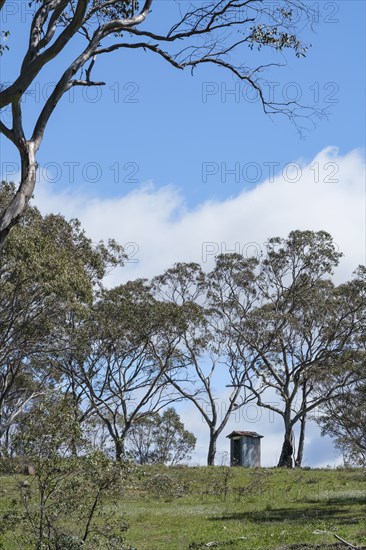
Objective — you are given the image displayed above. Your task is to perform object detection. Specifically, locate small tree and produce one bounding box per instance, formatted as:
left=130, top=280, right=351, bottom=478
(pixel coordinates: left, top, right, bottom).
left=127, top=408, right=196, bottom=465
left=319, top=378, right=366, bottom=467
left=6, top=393, right=131, bottom=549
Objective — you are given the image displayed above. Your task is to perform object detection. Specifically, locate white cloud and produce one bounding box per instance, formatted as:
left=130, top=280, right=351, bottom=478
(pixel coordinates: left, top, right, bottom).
left=34, top=146, right=365, bottom=466
left=35, top=146, right=365, bottom=288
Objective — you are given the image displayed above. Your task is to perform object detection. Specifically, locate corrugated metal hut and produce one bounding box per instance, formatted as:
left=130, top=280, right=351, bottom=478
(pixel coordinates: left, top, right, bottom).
left=227, top=431, right=263, bottom=467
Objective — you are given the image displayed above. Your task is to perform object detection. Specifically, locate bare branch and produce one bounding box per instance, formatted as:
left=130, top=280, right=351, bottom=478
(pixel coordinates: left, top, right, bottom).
left=11, top=100, right=25, bottom=142
left=0, top=1, right=89, bottom=109
left=38, top=0, right=71, bottom=50
left=334, top=534, right=360, bottom=550
left=98, top=0, right=153, bottom=34
left=95, top=41, right=184, bottom=70
left=71, top=79, right=105, bottom=87
left=0, top=120, right=17, bottom=147
left=0, top=0, right=321, bottom=244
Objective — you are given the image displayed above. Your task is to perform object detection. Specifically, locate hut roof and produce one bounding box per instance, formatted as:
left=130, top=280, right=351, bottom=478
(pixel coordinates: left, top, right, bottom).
left=226, top=431, right=263, bottom=439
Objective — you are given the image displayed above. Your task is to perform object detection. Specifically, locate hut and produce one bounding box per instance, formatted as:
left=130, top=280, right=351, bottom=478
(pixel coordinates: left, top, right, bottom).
left=226, top=431, right=263, bottom=467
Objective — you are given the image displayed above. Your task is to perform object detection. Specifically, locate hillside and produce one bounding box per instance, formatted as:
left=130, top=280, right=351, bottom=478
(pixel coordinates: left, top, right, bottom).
left=1, top=466, right=365, bottom=549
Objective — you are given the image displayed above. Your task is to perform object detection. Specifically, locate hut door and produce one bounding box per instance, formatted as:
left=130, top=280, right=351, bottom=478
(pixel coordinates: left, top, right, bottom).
left=233, top=438, right=241, bottom=465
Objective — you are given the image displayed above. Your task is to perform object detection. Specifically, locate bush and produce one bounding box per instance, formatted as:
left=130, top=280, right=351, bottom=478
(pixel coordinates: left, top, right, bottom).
left=145, top=473, right=190, bottom=500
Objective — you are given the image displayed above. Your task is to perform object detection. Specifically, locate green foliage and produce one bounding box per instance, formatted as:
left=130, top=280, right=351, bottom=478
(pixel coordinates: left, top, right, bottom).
left=319, top=377, right=366, bottom=466
left=88, top=0, right=139, bottom=20
left=12, top=393, right=85, bottom=458
left=0, top=181, right=124, bottom=454
left=1, top=211, right=364, bottom=482
left=127, top=408, right=196, bottom=465
left=315, top=267, right=366, bottom=466
left=30, top=0, right=139, bottom=23
left=212, top=466, right=232, bottom=501
left=1, top=464, right=366, bottom=549
left=7, top=393, right=132, bottom=549
left=153, top=408, right=197, bottom=465
left=145, top=471, right=190, bottom=500
left=248, top=25, right=309, bottom=57
left=208, top=230, right=360, bottom=467
left=246, top=5, right=312, bottom=58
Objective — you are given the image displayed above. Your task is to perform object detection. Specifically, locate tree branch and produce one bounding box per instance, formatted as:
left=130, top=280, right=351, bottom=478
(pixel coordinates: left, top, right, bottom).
left=0, top=121, right=17, bottom=148
left=11, top=100, right=25, bottom=142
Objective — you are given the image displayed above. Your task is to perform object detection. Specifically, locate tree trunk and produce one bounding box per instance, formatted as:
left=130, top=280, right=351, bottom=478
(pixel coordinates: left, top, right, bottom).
left=2, top=426, right=11, bottom=458
left=115, top=422, right=133, bottom=461
left=278, top=431, right=294, bottom=467
left=295, top=414, right=306, bottom=467
left=115, top=437, right=125, bottom=461
left=278, top=410, right=294, bottom=468
left=0, top=142, right=37, bottom=250
left=207, top=431, right=217, bottom=466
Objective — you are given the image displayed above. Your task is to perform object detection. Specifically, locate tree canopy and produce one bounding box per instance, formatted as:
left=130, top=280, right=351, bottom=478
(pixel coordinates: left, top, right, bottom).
left=127, top=408, right=196, bottom=465
left=0, top=209, right=364, bottom=467
left=0, top=182, right=123, bottom=451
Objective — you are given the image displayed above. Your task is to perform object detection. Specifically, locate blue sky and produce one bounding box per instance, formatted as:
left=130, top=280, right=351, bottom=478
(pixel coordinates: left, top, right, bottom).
left=1, top=0, right=365, bottom=466
left=1, top=1, right=365, bottom=203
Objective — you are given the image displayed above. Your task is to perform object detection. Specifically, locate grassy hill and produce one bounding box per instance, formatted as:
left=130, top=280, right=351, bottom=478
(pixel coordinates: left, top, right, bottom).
left=1, top=465, right=365, bottom=549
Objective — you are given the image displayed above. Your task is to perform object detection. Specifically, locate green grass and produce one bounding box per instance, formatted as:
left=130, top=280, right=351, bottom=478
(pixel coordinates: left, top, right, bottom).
left=1, top=466, right=366, bottom=549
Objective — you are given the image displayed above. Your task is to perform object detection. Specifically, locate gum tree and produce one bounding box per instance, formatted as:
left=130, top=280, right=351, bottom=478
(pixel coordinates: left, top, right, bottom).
left=317, top=268, right=366, bottom=466
left=0, top=182, right=122, bottom=451
left=219, top=231, right=364, bottom=467
left=7, top=393, right=131, bottom=548
left=68, top=280, right=188, bottom=460
left=127, top=407, right=196, bottom=465
left=0, top=0, right=317, bottom=247
left=152, top=262, right=259, bottom=466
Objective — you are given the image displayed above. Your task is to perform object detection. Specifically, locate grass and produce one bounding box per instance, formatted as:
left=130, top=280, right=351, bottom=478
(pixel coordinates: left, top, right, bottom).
left=1, top=466, right=365, bottom=549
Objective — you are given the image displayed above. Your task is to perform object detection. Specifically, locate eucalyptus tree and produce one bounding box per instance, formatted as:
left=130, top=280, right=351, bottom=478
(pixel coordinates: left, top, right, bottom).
left=0, top=0, right=319, bottom=247
left=219, top=231, right=364, bottom=467
left=317, top=267, right=366, bottom=466
left=0, top=182, right=123, bottom=451
left=72, top=279, right=187, bottom=460
left=152, top=262, right=259, bottom=466
left=319, top=376, right=366, bottom=467
left=127, top=407, right=196, bottom=465
left=8, top=392, right=130, bottom=548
